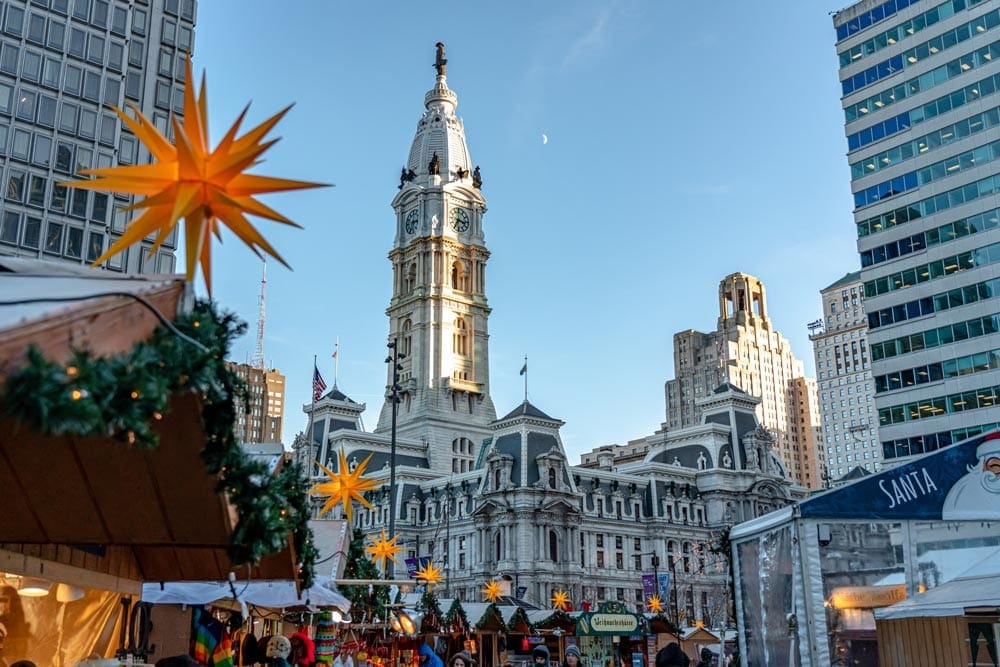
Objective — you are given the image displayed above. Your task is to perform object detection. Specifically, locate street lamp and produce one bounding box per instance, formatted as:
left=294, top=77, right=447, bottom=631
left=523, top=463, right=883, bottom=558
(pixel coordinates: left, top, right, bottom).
left=385, top=338, right=405, bottom=578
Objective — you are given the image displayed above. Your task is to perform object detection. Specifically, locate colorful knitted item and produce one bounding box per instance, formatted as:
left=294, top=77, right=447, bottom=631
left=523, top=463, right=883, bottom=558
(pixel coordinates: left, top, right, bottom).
left=314, top=613, right=338, bottom=662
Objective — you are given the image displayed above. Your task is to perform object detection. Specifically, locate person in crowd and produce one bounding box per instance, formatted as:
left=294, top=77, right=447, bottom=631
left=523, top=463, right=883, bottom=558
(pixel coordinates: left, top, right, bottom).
left=420, top=642, right=445, bottom=667
left=532, top=645, right=550, bottom=667
left=655, top=643, right=690, bottom=667
left=695, top=648, right=714, bottom=667
left=562, top=645, right=581, bottom=667
left=450, top=650, right=476, bottom=667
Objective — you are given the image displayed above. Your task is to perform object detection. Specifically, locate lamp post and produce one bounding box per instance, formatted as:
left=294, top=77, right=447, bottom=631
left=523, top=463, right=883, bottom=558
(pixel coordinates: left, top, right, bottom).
left=385, top=338, right=405, bottom=578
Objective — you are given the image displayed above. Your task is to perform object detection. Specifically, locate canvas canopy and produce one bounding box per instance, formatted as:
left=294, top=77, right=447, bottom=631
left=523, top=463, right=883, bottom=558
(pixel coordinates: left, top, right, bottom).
left=141, top=578, right=350, bottom=609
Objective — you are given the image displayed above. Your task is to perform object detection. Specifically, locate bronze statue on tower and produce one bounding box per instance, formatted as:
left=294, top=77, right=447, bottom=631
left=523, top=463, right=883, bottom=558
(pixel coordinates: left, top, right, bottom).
left=434, top=42, right=447, bottom=77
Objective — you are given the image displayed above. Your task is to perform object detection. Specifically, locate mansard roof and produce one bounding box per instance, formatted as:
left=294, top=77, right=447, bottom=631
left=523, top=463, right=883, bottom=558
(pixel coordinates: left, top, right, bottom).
left=713, top=382, right=747, bottom=395
left=322, top=385, right=356, bottom=403
left=498, top=400, right=557, bottom=422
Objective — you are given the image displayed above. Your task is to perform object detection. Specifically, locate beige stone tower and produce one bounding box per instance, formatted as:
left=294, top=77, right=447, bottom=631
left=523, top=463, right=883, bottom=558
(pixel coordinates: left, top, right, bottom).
left=665, top=272, right=822, bottom=487
left=373, top=44, right=497, bottom=473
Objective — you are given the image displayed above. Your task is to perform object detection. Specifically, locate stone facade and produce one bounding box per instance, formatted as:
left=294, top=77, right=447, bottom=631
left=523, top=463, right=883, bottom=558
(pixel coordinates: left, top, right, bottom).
left=809, top=271, right=880, bottom=481
left=664, top=273, right=823, bottom=487
left=229, top=362, right=285, bottom=445
left=293, top=46, right=805, bottom=621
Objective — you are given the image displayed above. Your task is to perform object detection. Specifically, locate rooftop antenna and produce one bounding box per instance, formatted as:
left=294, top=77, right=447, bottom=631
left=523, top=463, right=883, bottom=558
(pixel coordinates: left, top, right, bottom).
left=252, top=259, right=267, bottom=370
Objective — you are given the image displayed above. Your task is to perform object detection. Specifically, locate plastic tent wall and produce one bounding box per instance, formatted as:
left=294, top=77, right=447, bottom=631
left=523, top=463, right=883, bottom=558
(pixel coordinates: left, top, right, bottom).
left=730, top=429, right=1000, bottom=667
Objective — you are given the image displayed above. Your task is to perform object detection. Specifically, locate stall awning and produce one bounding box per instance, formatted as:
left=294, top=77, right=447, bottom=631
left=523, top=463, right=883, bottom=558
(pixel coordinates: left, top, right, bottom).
left=141, top=579, right=350, bottom=610
left=0, top=268, right=299, bottom=584
left=875, top=574, right=1000, bottom=620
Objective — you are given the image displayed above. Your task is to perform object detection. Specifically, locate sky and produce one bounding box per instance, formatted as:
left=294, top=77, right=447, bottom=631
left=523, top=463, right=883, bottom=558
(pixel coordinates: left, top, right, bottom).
left=191, top=0, right=855, bottom=461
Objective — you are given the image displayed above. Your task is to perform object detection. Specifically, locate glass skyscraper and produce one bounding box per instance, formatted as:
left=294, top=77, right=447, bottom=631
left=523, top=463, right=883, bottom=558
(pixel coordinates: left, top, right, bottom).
left=834, top=0, right=1000, bottom=463
left=0, top=0, right=195, bottom=272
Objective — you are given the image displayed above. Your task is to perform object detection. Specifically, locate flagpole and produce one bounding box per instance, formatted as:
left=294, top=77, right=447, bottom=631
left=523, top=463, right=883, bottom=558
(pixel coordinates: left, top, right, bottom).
left=309, top=354, right=318, bottom=466
left=333, top=338, right=340, bottom=388
left=523, top=354, right=528, bottom=402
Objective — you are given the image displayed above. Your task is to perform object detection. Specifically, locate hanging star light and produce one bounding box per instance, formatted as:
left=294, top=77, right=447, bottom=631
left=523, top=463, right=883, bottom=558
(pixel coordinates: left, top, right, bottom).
left=309, top=449, right=380, bottom=521
left=365, top=529, right=404, bottom=571
left=481, top=580, right=503, bottom=603
left=414, top=561, right=444, bottom=588
left=60, top=56, right=327, bottom=294
left=551, top=589, right=570, bottom=611
left=647, top=595, right=664, bottom=614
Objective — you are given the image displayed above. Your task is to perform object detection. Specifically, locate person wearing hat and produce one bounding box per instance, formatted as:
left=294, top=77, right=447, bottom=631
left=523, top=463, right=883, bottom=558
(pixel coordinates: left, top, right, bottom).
left=655, top=643, right=690, bottom=667
left=450, top=650, right=476, bottom=667
left=532, top=644, right=551, bottom=667
left=562, top=645, right=582, bottom=667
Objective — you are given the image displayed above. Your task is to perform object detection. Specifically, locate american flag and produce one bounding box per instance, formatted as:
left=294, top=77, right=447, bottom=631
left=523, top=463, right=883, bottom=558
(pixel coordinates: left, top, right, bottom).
left=312, top=364, right=327, bottom=402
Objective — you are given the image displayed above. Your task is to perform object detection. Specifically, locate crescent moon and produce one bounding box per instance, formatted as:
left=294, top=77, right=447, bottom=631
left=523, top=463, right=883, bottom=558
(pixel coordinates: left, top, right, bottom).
left=542, top=134, right=548, bottom=145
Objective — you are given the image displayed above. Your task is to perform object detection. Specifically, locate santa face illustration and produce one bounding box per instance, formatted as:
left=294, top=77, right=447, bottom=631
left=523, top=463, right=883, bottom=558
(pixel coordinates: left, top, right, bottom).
left=941, top=436, right=1000, bottom=519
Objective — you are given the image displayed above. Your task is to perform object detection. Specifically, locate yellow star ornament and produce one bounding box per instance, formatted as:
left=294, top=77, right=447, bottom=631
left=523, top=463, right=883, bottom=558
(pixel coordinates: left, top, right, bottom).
left=482, top=580, right=503, bottom=603
left=647, top=595, right=664, bottom=614
left=60, top=56, right=327, bottom=294
left=414, top=561, right=444, bottom=588
left=309, top=449, right=381, bottom=521
left=365, top=529, right=403, bottom=571
left=551, top=589, right=570, bottom=611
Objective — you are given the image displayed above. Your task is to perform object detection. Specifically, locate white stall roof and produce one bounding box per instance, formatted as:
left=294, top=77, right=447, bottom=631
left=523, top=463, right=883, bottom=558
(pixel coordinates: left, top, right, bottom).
left=875, top=574, right=1000, bottom=620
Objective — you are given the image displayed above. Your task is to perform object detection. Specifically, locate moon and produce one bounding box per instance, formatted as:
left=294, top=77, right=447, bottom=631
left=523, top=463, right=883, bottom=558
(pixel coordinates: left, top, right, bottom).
left=542, top=133, right=548, bottom=145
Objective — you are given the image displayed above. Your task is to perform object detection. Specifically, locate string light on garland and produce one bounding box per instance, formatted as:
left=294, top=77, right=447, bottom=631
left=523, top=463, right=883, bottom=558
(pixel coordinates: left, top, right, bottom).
left=364, top=529, right=403, bottom=571
left=310, top=449, right=380, bottom=521
left=481, top=580, right=503, bottom=603
left=551, top=589, right=570, bottom=611
left=59, top=57, right=327, bottom=294
left=646, top=595, right=664, bottom=614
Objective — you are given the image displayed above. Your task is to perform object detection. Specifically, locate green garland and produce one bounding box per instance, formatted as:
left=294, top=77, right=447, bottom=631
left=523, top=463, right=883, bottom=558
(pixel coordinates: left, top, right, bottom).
left=0, top=299, right=316, bottom=588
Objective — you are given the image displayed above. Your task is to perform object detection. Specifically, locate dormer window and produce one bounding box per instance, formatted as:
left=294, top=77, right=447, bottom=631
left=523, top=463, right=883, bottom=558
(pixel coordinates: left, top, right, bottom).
left=548, top=468, right=557, bottom=489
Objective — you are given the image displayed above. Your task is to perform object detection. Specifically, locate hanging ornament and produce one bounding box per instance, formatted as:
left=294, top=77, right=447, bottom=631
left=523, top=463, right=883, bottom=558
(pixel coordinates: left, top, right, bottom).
left=365, top=529, right=404, bottom=571
left=414, top=561, right=444, bottom=588
left=646, top=595, right=664, bottom=614
left=550, top=589, right=570, bottom=611
left=310, top=449, right=381, bottom=521
left=481, top=580, right=503, bottom=603
left=60, top=56, right=326, bottom=294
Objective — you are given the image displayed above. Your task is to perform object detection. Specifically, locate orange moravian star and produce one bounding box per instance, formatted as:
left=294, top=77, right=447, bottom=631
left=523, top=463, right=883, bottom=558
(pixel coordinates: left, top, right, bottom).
left=365, top=529, right=404, bottom=571
left=482, top=580, right=503, bottom=603
left=60, top=56, right=327, bottom=294
left=309, top=449, right=380, bottom=521
left=551, top=589, right=570, bottom=611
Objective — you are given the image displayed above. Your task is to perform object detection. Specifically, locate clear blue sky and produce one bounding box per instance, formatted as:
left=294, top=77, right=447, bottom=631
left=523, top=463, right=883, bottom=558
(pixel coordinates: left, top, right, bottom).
left=192, top=0, right=853, bottom=461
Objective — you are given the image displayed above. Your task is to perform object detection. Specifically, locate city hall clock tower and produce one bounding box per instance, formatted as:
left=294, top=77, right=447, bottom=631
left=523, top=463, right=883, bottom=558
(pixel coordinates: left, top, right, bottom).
left=374, top=43, right=496, bottom=474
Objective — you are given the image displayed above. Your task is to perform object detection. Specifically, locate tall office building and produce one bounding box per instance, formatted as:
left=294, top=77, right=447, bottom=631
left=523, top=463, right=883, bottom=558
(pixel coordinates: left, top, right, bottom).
left=665, top=272, right=824, bottom=487
left=0, top=0, right=196, bottom=272
left=833, top=0, right=1000, bottom=464
left=809, top=272, right=881, bottom=480
left=229, top=362, right=286, bottom=445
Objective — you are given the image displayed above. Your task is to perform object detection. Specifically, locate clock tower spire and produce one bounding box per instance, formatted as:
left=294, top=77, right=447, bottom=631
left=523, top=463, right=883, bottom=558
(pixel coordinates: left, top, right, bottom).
left=375, top=43, right=496, bottom=474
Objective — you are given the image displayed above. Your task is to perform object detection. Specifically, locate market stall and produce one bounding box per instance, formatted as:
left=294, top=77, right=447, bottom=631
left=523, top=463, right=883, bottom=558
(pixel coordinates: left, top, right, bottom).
left=729, top=428, right=1000, bottom=667
left=0, top=264, right=315, bottom=666
left=572, top=602, right=649, bottom=667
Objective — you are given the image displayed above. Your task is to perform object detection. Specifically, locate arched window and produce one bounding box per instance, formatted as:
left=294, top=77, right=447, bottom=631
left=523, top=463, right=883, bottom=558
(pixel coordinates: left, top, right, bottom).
left=549, top=530, right=558, bottom=561
left=406, top=263, right=417, bottom=292
left=401, top=319, right=412, bottom=356
left=548, top=468, right=557, bottom=489
left=452, top=317, right=468, bottom=356
left=451, top=261, right=468, bottom=291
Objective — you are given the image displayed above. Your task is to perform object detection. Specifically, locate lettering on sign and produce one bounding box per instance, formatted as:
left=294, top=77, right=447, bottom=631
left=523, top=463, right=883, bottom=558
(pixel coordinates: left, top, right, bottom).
left=878, top=468, right=939, bottom=508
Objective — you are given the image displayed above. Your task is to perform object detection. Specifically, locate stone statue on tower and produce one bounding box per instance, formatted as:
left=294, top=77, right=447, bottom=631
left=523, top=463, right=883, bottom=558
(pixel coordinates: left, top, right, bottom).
left=434, top=42, right=447, bottom=77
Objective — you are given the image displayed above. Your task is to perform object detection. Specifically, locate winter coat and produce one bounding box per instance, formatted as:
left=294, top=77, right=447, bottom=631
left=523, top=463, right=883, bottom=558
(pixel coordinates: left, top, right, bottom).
left=421, top=643, right=445, bottom=667
left=655, top=643, right=690, bottom=667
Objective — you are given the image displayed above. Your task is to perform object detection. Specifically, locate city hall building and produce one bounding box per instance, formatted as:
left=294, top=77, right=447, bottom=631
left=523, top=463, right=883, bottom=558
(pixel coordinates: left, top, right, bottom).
left=294, top=45, right=803, bottom=621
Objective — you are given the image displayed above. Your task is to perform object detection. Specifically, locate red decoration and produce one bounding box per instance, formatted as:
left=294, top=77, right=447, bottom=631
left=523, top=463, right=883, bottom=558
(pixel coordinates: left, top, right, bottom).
left=521, top=638, right=530, bottom=652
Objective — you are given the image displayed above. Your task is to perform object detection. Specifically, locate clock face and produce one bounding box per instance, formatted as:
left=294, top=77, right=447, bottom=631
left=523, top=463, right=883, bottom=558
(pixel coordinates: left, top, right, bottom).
left=404, top=209, right=419, bottom=234
left=450, top=207, right=470, bottom=232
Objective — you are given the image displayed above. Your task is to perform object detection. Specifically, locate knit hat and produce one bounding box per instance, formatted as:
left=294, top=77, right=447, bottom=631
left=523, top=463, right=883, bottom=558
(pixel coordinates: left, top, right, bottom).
left=564, top=646, right=581, bottom=659
left=450, top=650, right=475, bottom=667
